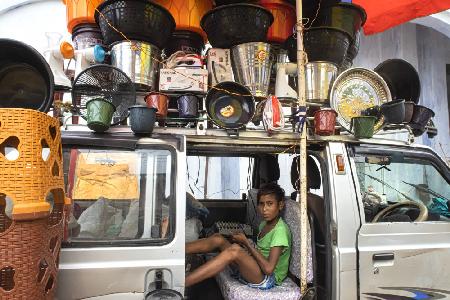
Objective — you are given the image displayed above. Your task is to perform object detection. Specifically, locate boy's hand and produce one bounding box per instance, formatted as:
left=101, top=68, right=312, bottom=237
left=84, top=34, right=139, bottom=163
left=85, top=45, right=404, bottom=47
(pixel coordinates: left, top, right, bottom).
left=231, top=233, right=248, bottom=246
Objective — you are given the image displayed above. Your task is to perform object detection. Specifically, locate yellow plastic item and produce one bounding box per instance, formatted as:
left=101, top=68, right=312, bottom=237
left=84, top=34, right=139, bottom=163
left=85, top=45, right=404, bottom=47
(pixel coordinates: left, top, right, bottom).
left=60, top=41, right=75, bottom=59
left=0, top=109, right=68, bottom=221
left=154, top=0, right=212, bottom=40
left=65, top=0, right=104, bottom=33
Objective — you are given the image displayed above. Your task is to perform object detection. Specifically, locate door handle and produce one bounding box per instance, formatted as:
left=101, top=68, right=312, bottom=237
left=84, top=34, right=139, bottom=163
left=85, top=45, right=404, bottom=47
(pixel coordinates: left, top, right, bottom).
left=373, top=253, right=394, bottom=261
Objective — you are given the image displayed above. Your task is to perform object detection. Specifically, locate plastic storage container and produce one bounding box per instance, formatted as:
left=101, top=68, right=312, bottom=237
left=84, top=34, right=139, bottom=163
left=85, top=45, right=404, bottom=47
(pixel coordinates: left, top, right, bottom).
left=259, top=0, right=296, bottom=43
left=0, top=108, right=70, bottom=221
left=154, top=0, right=212, bottom=40
left=165, top=30, right=204, bottom=56
left=71, top=23, right=105, bottom=50
left=64, top=0, right=104, bottom=33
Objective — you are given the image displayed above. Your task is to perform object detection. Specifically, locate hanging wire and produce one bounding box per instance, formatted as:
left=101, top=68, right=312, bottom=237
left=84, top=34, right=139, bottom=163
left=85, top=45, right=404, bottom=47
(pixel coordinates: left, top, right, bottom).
left=87, top=0, right=323, bottom=99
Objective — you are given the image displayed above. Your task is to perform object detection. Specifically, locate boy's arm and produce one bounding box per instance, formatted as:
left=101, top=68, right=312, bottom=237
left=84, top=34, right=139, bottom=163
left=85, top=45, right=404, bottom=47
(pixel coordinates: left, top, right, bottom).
left=245, top=242, right=283, bottom=275
left=233, top=233, right=282, bottom=275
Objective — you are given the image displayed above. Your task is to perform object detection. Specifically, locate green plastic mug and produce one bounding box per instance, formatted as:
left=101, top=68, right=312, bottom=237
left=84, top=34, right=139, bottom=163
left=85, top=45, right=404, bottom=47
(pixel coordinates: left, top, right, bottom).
left=86, top=98, right=116, bottom=132
left=351, top=116, right=376, bottom=139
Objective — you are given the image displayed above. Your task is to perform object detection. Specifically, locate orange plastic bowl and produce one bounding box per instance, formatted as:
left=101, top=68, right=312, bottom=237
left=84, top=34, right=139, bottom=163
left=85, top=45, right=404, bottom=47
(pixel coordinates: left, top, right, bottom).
left=65, top=0, right=104, bottom=33
left=154, top=0, right=213, bottom=40
left=259, top=0, right=296, bottom=43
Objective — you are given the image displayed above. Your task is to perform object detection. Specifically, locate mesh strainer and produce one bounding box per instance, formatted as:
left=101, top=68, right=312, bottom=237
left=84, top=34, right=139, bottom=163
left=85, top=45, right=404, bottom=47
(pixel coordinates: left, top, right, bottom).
left=71, top=64, right=136, bottom=125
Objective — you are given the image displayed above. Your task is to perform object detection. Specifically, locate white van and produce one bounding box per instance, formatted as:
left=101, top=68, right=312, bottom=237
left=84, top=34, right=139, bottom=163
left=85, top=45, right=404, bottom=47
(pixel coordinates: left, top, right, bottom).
left=57, top=125, right=450, bottom=300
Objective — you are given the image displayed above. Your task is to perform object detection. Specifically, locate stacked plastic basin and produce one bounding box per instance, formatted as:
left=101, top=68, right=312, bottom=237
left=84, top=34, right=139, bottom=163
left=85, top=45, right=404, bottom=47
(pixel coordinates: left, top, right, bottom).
left=0, top=109, right=71, bottom=299
left=155, top=0, right=212, bottom=42
left=259, top=0, right=296, bottom=44
left=64, top=0, right=105, bottom=50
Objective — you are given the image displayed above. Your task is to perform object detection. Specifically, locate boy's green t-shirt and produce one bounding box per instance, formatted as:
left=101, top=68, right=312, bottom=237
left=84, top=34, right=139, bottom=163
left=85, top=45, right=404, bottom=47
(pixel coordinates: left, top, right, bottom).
left=256, top=218, right=291, bottom=285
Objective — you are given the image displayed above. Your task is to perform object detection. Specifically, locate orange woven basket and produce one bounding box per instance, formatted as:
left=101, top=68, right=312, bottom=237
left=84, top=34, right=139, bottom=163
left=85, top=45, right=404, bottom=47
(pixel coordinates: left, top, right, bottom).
left=0, top=109, right=70, bottom=221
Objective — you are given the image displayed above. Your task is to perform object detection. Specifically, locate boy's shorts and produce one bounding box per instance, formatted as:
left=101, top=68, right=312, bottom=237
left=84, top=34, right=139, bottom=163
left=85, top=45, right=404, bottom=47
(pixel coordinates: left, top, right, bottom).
left=233, top=271, right=276, bottom=290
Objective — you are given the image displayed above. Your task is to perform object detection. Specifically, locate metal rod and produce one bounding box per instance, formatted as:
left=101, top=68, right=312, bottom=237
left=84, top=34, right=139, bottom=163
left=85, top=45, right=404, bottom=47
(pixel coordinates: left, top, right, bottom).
left=296, top=0, right=309, bottom=294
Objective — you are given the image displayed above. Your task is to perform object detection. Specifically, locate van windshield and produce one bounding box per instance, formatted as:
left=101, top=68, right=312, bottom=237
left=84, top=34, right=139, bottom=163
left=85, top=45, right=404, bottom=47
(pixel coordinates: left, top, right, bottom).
left=63, top=147, right=174, bottom=244
left=354, top=153, right=450, bottom=221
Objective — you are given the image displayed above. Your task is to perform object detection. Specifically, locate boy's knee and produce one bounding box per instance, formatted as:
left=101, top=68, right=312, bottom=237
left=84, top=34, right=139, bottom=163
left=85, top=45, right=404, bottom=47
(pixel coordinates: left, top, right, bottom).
left=226, top=243, right=242, bottom=260
left=211, top=233, right=226, bottom=245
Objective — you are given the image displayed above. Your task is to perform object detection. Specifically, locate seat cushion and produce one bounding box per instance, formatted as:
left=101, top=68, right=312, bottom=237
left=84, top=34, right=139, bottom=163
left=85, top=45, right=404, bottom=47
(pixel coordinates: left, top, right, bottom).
left=216, top=266, right=302, bottom=300
left=282, top=199, right=314, bottom=283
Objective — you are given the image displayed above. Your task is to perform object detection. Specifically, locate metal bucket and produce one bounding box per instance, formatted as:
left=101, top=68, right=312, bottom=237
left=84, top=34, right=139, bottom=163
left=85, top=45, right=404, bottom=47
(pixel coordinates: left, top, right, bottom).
left=305, top=62, right=338, bottom=104
left=111, top=41, right=161, bottom=90
left=231, top=42, right=273, bottom=98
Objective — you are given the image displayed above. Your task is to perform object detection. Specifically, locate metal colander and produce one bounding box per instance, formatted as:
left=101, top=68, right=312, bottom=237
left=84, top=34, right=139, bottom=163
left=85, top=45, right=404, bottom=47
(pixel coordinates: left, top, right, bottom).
left=71, top=64, right=136, bottom=125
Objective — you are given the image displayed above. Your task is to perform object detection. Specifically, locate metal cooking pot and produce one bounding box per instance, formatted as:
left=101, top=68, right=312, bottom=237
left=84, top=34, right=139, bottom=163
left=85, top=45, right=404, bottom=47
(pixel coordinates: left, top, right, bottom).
left=305, top=62, right=338, bottom=104
left=111, top=41, right=161, bottom=90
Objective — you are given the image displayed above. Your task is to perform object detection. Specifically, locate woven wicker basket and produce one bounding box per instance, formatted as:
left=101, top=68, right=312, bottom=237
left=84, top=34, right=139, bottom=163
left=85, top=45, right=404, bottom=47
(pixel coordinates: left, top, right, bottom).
left=0, top=199, right=69, bottom=299
left=0, top=109, right=70, bottom=220
left=0, top=108, right=71, bottom=298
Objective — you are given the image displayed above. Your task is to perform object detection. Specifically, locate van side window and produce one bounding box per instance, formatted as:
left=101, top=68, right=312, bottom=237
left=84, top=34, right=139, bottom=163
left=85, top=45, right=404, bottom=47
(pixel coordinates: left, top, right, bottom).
left=353, top=152, right=450, bottom=223
left=186, top=156, right=254, bottom=200
left=63, top=147, right=175, bottom=245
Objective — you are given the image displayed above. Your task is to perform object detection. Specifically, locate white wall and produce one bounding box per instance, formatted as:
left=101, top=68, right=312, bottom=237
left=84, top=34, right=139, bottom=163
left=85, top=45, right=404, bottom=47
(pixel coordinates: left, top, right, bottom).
left=0, top=0, right=70, bottom=54
left=354, top=23, right=450, bottom=161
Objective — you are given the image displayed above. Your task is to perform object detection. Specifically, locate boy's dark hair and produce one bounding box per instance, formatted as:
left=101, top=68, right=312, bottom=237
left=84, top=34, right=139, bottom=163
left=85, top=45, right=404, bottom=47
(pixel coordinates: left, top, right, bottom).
left=257, top=182, right=285, bottom=203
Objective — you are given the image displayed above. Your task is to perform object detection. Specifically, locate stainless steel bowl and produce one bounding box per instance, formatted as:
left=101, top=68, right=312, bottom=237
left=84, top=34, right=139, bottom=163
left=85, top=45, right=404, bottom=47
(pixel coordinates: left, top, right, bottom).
left=111, top=41, right=161, bottom=90
left=305, top=62, right=338, bottom=104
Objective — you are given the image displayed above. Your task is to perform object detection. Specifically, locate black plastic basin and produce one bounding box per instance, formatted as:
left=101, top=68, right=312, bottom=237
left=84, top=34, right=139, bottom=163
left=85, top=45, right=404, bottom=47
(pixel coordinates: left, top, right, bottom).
left=201, top=4, right=273, bottom=49
left=313, top=3, right=366, bottom=41
left=95, top=0, right=175, bottom=48
left=375, top=59, right=421, bottom=104
left=286, top=27, right=351, bottom=66
left=0, top=39, right=54, bottom=112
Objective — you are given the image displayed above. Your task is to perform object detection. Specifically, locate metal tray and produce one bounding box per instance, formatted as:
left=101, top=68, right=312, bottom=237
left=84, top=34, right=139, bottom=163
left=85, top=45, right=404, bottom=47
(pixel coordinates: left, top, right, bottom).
left=330, top=68, right=392, bottom=133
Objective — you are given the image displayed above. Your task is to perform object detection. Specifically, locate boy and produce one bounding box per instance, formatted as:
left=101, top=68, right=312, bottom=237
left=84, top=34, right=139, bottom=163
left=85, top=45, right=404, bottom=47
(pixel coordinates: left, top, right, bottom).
left=185, top=183, right=291, bottom=289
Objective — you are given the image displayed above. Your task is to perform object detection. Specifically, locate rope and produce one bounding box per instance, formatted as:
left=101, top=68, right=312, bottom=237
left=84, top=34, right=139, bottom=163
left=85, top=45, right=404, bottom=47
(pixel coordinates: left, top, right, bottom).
left=87, top=0, right=310, bottom=98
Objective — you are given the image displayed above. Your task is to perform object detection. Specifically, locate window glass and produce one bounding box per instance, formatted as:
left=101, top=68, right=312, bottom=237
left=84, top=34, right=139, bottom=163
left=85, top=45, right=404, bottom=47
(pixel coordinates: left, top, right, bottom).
left=278, top=154, right=324, bottom=199
left=63, top=147, right=174, bottom=243
left=354, top=152, right=450, bottom=222
left=186, top=156, right=253, bottom=200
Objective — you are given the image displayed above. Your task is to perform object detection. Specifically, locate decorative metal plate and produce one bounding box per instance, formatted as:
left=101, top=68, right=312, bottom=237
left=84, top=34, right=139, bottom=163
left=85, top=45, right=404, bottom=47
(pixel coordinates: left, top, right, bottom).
left=330, top=68, right=392, bottom=133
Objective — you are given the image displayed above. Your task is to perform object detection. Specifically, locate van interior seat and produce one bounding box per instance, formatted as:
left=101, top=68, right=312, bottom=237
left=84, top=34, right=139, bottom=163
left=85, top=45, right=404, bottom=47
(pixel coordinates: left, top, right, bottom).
left=215, top=198, right=313, bottom=300
left=291, top=155, right=326, bottom=244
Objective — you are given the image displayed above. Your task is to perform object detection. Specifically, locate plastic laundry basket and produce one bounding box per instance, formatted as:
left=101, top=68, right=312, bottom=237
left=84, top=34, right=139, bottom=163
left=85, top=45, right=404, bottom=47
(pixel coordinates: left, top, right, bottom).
left=0, top=109, right=71, bottom=221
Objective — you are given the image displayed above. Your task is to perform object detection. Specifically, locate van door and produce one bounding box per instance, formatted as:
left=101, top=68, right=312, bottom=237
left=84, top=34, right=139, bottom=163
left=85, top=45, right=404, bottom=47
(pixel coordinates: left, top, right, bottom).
left=56, top=133, right=186, bottom=299
left=350, top=145, right=450, bottom=299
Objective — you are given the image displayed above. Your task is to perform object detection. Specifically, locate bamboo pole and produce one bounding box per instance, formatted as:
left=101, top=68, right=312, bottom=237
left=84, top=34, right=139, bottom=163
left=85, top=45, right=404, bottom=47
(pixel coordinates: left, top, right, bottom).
left=295, top=0, right=309, bottom=295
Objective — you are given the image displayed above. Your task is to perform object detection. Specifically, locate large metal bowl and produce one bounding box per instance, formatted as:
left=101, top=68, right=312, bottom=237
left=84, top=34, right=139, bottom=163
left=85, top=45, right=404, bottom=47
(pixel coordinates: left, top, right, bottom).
left=330, top=68, right=392, bottom=133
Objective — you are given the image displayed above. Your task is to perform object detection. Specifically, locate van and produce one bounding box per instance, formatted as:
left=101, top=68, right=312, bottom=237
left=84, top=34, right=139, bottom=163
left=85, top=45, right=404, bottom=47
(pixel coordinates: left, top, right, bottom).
left=56, top=125, right=450, bottom=300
